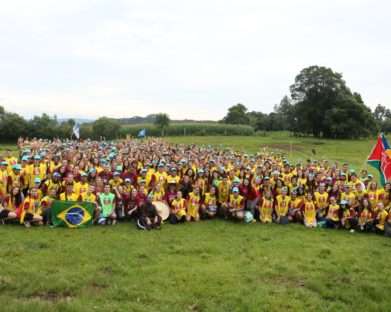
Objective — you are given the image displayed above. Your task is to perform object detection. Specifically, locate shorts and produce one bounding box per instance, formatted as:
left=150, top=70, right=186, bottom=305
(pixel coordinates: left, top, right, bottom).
left=0, top=209, right=11, bottom=218
left=24, top=213, right=34, bottom=221
left=207, top=205, right=217, bottom=213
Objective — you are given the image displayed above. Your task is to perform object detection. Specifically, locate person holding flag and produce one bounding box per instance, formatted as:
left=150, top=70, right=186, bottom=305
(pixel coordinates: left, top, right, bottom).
left=367, top=134, right=391, bottom=186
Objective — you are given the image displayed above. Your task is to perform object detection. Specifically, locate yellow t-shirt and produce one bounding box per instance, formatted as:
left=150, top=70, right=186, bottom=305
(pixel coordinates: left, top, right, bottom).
left=314, top=191, right=329, bottom=209
left=229, top=194, right=244, bottom=211
left=187, top=192, right=200, bottom=217
left=59, top=192, right=79, bottom=201
left=327, top=203, right=340, bottom=221
left=275, top=195, right=291, bottom=216
left=260, top=198, right=274, bottom=222
left=217, top=181, right=230, bottom=203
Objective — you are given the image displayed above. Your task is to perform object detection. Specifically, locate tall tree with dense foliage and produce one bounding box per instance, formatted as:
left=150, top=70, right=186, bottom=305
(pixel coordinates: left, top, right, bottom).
left=154, top=113, right=170, bottom=136
left=221, top=103, right=250, bottom=125
left=289, top=65, right=377, bottom=138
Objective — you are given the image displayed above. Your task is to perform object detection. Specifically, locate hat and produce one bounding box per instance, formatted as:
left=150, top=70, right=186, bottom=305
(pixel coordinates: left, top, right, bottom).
left=113, top=172, right=120, bottom=176
left=141, top=169, right=147, bottom=173
left=273, top=170, right=279, bottom=175
left=140, top=180, right=146, bottom=184
left=340, top=200, right=347, bottom=205
left=81, top=173, right=88, bottom=177
left=89, top=168, right=96, bottom=173
left=282, top=187, right=288, bottom=192
left=170, top=167, right=177, bottom=172
left=53, top=172, right=61, bottom=177
left=34, top=177, right=41, bottom=183
left=232, top=187, right=239, bottom=193
left=245, top=166, right=251, bottom=170
left=13, top=164, right=21, bottom=170
left=34, top=155, right=41, bottom=160
left=168, top=179, right=177, bottom=184
left=319, top=182, right=326, bottom=187
left=116, top=166, right=122, bottom=171
left=368, top=174, right=374, bottom=178
left=100, top=159, right=106, bottom=163
left=340, top=173, right=346, bottom=177
left=264, top=176, right=270, bottom=181
left=158, top=163, right=164, bottom=168
left=197, top=169, right=204, bottom=174
left=344, top=183, right=350, bottom=188
left=291, top=190, right=298, bottom=195
left=234, top=177, right=240, bottom=183
left=1, top=161, right=8, bottom=166
left=326, top=177, right=332, bottom=181
left=21, top=156, right=29, bottom=161
left=124, top=178, right=131, bottom=183
left=147, top=194, right=154, bottom=199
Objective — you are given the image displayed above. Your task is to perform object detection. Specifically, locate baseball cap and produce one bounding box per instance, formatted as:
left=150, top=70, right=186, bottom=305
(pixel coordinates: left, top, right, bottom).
left=13, top=164, right=21, bottom=170
left=1, top=161, right=8, bottom=166
left=124, top=178, right=131, bottom=183
left=34, top=178, right=41, bottom=183
left=33, top=155, right=41, bottom=160
left=113, top=172, right=120, bottom=176
left=340, top=200, right=347, bottom=205
left=232, top=187, right=239, bottom=193
left=53, top=172, right=61, bottom=177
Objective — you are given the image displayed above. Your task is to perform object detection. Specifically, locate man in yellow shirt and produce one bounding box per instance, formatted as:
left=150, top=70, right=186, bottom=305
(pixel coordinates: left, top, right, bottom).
left=59, top=183, right=79, bottom=201
left=275, top=187, right=291, bottom=224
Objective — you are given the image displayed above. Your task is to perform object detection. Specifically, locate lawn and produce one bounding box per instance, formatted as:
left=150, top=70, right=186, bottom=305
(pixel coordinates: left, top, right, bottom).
left=1, top=221, right=391, bottom=312
left=1, top=133, right=390, bottom=312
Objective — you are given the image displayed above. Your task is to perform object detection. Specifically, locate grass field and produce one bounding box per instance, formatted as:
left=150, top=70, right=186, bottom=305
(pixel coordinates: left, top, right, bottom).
left=1, top=134, right=391, bottom=312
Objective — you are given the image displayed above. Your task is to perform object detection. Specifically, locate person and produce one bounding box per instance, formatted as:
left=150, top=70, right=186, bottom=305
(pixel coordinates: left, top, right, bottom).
left=357, top=198, right=374, bottom=233
left=374, top=202, right=388, bottom=234
left=259, top=189, right=274, bottom=223
left=201, top=185, right=218, bottom=219
left=98, top=184, right=117, bottom=225
left=325, top=196, right=340, bottom=229
left=226, top=187, right=245, bottom=221
left=0, top=185, right=19, bottom=223
left=288, top=189, right=303, bottom=223
left=138, top=194, right=161, bottom=230
left=59, top=183, right=79, bottom=201
left=186, top=187, right=201, bottom=222
left=274, top=187, right=291, bottom=224
left=169, top=191, right=186, bottom=224
left=36, top=187, right=57, bottom=225
left=314, top=183, right=329, bottom=220
left=20, top=187, right=43, bottom=227
left=302, top=192, right=317, bottom=228
left=78, top=184, right=102, bottom=223
left=340, top=200, right=357, bottom=231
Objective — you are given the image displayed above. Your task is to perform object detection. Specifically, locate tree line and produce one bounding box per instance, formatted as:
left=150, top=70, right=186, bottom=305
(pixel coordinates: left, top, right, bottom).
left=1, top=65, right=389, bottom=141
left=220, top=65, right=390, bottom=139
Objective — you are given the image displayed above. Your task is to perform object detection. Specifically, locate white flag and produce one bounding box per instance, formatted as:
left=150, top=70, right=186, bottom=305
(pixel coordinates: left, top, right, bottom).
left=72, top=122, right=80, bottom=139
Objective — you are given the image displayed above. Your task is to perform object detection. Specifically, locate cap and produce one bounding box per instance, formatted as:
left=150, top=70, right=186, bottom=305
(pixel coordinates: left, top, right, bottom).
left=264, top=176, right=270, bottom=181
left=53, top=172, right=61, bottom=177
left=81, top=173, right=88, bottom=177
left=158, top=163, right=164, bottom=167
left=234, top=177, right=240, bottom=183
left=344, top=183, right=351, bottom=188
left=34, top=177, right=41, bottom=183
left=232, top=187, right=239, bottom=193
left=168, top=179, right=177, bottom=184
left=197, top=169, right=204, bottom=174
left=1, top=161, right=8, bottom=166
left=13, top=164, right=21, bottom=170
left=326, top=177, right=333, bottom=181
left=33, top=155, right=41, bottom=160
left=124, top=178, right=131, bottom=183
left=116, top=166, right=122, bottom=171
left=340, top=200, right=347, bottom=205
left=368, top=174, right=374, bottom=178
left=113, top=172, right=120, bottom=176
left=21, top=156, right=29, bottom=161
left=170, top=167, right=177, bottom=172
left=141, top=169, right=147, bottom=173
left=89, top=168, right=96, bottom=173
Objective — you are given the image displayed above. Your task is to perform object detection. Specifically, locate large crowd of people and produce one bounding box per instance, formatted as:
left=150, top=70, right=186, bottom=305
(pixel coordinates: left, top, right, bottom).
left=0, top=137, right=390, bottom=236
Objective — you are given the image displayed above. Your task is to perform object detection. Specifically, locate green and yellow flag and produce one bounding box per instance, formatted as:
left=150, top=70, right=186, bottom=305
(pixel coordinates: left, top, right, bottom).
left=51, top=200, right=95, bottom=228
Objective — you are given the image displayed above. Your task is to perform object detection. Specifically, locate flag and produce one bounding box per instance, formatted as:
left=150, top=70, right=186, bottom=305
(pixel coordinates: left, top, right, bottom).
left=138, top=129, right=146, bottom=137
left=73, top=122, right=80, bottom=139
left=367, top=134, right=391, bottom=185
left=51, top=200, right=95, bottom=228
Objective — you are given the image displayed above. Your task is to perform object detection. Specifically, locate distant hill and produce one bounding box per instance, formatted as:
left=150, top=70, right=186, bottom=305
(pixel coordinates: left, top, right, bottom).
left=57, top=115, right=218, bottom=125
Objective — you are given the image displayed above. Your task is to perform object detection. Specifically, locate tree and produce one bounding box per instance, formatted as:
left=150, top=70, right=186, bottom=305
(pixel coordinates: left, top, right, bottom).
left=273, top=95, right=294, bottom=131
left=289, top=65, right=377, bottom=138
left=92, top=117, right=120, bottom=140
left=27, top=113, right=58, bottom=139
left=0, top=112, right=29, bottom=141
left=154, top=113, right=170, bottom=136
left=221, top=103, right=250, bottom=125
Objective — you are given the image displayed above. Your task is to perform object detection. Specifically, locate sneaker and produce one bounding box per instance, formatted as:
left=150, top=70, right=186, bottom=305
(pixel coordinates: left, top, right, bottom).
left=24, top=221, right=31, bottom=228
left=112, top=220, right=117, bottom=226
left=350, top=229, right=355, bottom=233
left=155, top=225, right=161, bottom=230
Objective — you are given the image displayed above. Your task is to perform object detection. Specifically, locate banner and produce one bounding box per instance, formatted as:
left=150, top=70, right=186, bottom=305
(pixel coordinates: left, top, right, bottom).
left=367, top=134, right=391, bottom=186
left=51, top=200, right=94, bottom=228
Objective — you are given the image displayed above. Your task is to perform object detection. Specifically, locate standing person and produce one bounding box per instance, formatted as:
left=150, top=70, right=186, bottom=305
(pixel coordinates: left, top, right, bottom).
left=98, top=184, right=117, bottom=225
left=302, top=192, right=317, bottom=228
left=314, top=183, right=329, bottom=220
left=78, top=184, right=102, bottom=223
left=259, top=189, right=274, bottom=223
left=138, top=194, right=161, bottom=230
left=7, top=164, right=24, bottom=194
left=186, top=187, right=201, bottom=222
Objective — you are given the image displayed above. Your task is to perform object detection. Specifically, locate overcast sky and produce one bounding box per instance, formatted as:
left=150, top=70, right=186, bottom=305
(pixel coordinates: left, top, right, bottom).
left=0, top=0, right=389, bottom=120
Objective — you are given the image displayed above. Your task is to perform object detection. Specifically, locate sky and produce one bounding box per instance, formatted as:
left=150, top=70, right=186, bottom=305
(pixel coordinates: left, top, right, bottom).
left=0, top=0, right=390, bottom=121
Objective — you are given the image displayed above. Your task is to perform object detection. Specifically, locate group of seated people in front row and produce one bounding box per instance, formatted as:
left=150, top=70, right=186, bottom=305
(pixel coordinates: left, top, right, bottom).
left=0, top=138, right=390, bottom=235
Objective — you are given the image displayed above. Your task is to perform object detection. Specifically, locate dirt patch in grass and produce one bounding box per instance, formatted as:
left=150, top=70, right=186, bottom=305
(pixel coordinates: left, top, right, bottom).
left=23, top=292, right=74, bottom=303
left=264, top=144, right=303, bottom=152
left=101, top=266, right=113, bottom=274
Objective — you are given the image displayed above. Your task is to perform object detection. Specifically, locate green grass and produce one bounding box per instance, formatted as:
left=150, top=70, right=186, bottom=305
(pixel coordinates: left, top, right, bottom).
left=1, top=133, right=391, bottom=311
left=1, top=221, right=391, bottom=312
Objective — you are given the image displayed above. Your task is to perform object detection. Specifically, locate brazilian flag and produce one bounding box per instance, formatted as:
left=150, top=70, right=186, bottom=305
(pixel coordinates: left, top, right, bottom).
left=51, top=200, right=95, bottom=228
